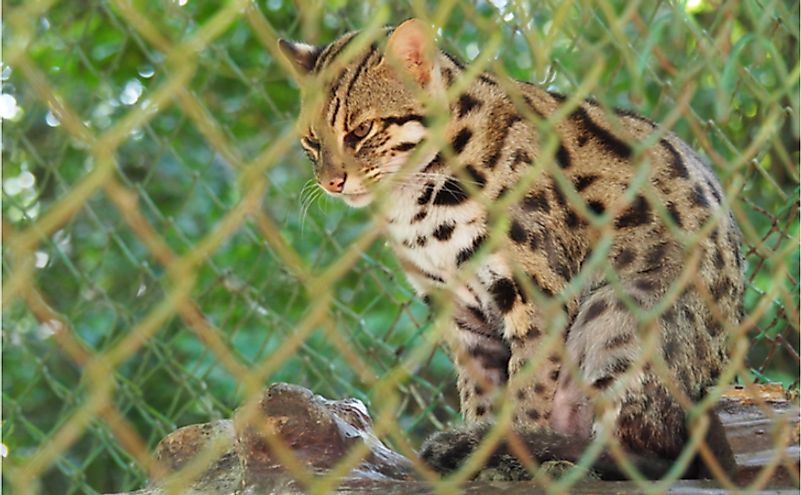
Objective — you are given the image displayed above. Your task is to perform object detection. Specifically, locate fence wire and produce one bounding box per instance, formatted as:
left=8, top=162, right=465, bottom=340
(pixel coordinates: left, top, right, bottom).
left=2, top=0, right=799, bottom=493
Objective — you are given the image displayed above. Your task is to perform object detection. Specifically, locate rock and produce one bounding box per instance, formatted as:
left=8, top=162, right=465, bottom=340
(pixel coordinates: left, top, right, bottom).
left=235, top=382, right=416, bottom=492
left=111, top=383, right=416, bottom=494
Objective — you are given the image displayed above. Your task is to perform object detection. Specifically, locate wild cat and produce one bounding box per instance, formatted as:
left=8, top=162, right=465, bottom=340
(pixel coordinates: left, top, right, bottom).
left=278, top=19, right=743, bottom=479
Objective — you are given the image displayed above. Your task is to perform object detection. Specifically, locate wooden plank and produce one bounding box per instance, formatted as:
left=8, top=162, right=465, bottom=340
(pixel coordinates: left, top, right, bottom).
left=715, top=384, right=800, bottom=486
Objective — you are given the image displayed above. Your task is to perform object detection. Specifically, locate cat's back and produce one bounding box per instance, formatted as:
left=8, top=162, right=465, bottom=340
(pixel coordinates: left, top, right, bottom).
left=510, top=81, right=742, bottom=280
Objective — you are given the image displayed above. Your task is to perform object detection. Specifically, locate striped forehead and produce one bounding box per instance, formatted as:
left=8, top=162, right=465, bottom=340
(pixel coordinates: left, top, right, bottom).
left=313, top=36, right=386, bottom=130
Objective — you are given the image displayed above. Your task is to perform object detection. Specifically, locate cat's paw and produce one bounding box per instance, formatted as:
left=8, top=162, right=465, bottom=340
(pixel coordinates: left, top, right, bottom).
left=475, top=454, right=528, bottom=481
left=419, top=426, right=486, bottom=474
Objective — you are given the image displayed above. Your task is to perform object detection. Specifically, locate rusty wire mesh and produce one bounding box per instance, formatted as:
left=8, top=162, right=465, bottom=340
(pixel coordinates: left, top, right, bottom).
left=2, top=0, right=799, bottom=493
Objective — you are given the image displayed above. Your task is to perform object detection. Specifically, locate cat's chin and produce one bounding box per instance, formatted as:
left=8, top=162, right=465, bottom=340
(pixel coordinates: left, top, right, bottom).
left=341, top=192, right=373, bottom=208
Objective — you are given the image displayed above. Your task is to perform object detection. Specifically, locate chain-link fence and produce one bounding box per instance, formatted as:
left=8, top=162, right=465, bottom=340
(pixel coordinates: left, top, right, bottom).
left=2, top=0, right=798, bottom=493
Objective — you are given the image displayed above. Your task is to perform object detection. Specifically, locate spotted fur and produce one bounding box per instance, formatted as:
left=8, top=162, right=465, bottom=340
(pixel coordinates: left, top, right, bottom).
left=280, top=19, right=744, bottom=479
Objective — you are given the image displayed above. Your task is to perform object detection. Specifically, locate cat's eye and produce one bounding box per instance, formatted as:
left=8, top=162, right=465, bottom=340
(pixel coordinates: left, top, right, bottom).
left=344, top=121, right=372, bottom=148
left=352, top=121, right=373, bottom=139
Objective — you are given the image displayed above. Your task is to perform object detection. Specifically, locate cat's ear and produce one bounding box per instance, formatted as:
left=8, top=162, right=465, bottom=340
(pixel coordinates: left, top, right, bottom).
left=384, top=19, right=436, bottom=86
left=278, top=39, right=321, bottom=79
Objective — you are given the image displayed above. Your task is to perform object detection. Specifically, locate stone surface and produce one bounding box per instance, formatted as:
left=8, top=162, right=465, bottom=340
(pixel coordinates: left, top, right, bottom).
left=111, top=383, right=415, bottom=494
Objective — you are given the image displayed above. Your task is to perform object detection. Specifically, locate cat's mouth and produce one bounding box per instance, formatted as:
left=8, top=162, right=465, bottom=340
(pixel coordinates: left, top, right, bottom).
left=341, top=192, right=373, bottom=208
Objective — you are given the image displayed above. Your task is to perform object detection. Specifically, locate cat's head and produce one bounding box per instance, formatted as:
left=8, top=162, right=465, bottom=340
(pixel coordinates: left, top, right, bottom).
left=279, top=20, right=445, bottom=207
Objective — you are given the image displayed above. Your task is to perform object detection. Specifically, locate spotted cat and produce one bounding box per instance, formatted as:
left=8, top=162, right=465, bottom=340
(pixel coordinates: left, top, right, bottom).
left=278, top=19, right=743, bottom=479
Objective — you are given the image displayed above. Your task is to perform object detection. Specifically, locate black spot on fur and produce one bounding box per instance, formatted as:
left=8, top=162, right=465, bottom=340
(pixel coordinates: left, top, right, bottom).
left=421, top=271, right=445, bottom=284
left=512, top=149, right=531, bottom=166
left=418, top=182, right=435, bottom=205
left=479, top=74, right=497, bottom=86
left=527, top=325, right=542, bottom=339
left=467, top=305, right=488, bottom=324
left=645, top=242, right=670, bottom=268
left=433, top=178, right=468, bottom=205
left=565, top=210, right=583, bottom=228
left=635, top=278, right=657, bottom=292
left=604, top=333, right=634, bottom=349
left=610, top=357, right=632, bottom=375
left=615, top=248, right=636, bottom=269
left=443, top=51, right=465, bottom=69
left=588, top=200, right=606, bottom=216
left=482, top=149, right=502, bottom=170
left=573, top=174, right=599, bottom=192
left=422, top=153, right=444, bottom=173
left=455, top=319, right=498, bottom=340
left=392, top=142, right=417, bottom=152
left=433, top=223, right=456, bottom=241
left=706, top=316, right=723, bottom=337
left=534, top=382, right=547, bottom=394
left=416, top=236, right=428, bottom=247
left=570, top=106, right=632, bottom=160
left=521, top=95, right=548, bottom=121
left=583, top=299, right=608, bottom=323
left=522, top=191, right=550, bottom=212
left=691, top=184, right=710, bottom=208
left=528, top=231, right=540, bottom=251
left=661, top=308, right=676, bottom=325
left=549, top=369, right=559, bottom=381
left=666, top=202, right=683, bottom=228
left=412, top=210, right=427, bottom=223
left=705, top=177, right=722, bottom=204
left=713, top=248, right=726, bottom=269
left=593, top=376, right=615, bottom=390
left=442, top=68, right=455, bottom=87
left=711, top=277, right=731, bottom=299
left=464, top=165, right=486, bottom=188
left=452, top=128, right=473, bottom=154
left=496, top=186, right=509, bottom=200
left=615, top=195, right=651, bottom=229
left=509, top=220, right=528, bottom=243
left=457, top=94, right=482, bottom=118
left=551, top=179, right=567, bottom=208
left=490, top=278, right=518, bottom=313
left=556, top=144, right=571, bottom=169
left=456, top=235, right=486, bottom=266
left=660, top=139, right=689, bottom=178
left=475, top=405, right=487, bottom=416
left=682, top=306, right=695, bottom=324
left=615, top=108, right=656, bottom=128
left=468, top=345, right=511, bottom=374
left=728, top=229, right=742, bottom=270
left=526, top=408, right=541, bottom=421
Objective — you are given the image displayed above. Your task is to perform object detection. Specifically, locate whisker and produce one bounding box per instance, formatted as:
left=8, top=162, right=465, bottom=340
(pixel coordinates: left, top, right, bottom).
left=299, top=179, right=319, bottom=209
left=300, top=184, right=323, bottom=235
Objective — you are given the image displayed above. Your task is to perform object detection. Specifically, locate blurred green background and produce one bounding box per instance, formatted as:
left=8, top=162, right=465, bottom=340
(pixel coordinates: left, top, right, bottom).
left=2, top=0, right=798, bottom=493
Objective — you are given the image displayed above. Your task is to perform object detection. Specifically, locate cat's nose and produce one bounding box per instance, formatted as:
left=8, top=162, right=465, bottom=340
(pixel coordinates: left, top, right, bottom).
left=324, top=173, right=347, bottom=194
